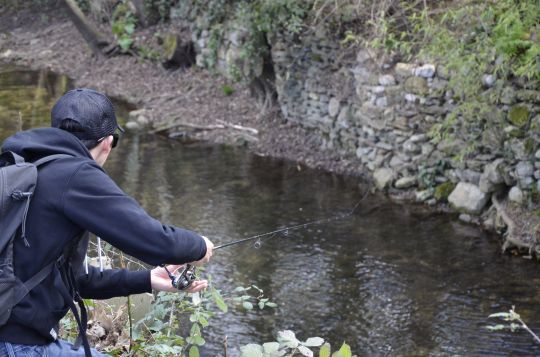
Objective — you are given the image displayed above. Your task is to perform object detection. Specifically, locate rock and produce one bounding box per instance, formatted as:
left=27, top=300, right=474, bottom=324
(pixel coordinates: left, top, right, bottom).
left=403, top=140, right=420, bottom=154
left=508, top=105, right=530, bottom=127
left=448, top=182, right=489, bottom=214
left=373, top=168, right=395, bottom=189
left=328, top=98, right=340, bottom=117
left=483, top=158, right=505, bottom=184
left=508, top=186, right=524, bottom=203
left=404, top=77, right=429, bottom=96
left=410, top=134, right=429, bottom=143
left=372, top=86, right=386, bottom=96
left=125, top=121, right=141, bottom=131
left=375, top=97, right=388, bottom=107
left=482, top=74, right=496, bottom=87
left=395, top=176, right=417, bottom=189
left=379, top=74, right=396, bottom=86
left=404, top=93, right=418, bottom=103
left=500, top=87, right=515, bottom=105
left=416, top=189, right=433, bottom=202
left=395, top=63, right=415, bottom=77
left=414, top=64, right=436, bottom=78
left=459, top=213, right=472, bottom=223
left=516, top=161, right=534, bottom=179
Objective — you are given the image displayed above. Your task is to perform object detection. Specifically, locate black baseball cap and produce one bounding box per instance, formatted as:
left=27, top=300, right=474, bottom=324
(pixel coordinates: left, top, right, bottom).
left=51, top=88, right=124, bottom=140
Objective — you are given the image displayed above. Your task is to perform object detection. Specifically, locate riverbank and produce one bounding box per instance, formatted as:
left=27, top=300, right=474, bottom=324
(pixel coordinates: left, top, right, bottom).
left=1, top=3, right=539, bottom=256
left=0, top=5, right=364, bottom=177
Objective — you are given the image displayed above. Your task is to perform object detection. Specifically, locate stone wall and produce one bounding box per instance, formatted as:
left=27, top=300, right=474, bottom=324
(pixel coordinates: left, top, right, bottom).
left=174, top=6, right=540, bottom=218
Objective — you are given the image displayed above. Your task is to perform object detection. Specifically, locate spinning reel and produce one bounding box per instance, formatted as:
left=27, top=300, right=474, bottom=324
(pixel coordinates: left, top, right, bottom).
left=163, top=264, right=197, bottom=290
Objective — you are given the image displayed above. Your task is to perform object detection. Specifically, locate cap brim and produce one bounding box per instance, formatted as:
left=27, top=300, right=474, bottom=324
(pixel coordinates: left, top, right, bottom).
left=117, top=124, right=125, bottom=133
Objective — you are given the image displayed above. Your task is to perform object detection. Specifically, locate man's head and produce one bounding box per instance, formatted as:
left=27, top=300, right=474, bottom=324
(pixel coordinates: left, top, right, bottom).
left=52, top=88, right=124, bottom=165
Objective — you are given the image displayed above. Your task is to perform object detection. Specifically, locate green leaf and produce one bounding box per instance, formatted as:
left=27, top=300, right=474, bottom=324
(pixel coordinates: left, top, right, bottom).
left=234, top=286, right=247, bottom=292
left=303, top=337, right=324, bottom=347
left=488, top=312, right=511, bottom=319
left=486, top=324, right=507, bottom=331
left=319, top=343, right=331, bottom=357
left=198, top=316, right=209, bottom=328
left=265, top=302, right=278, bottom=308
left=277, top=330, right=299, bottom=349
left=240, top=344, right=263, bottom=357
left=298, top=345, right=314, bottom=356
left=118, top=37, right=133, bottom=51
left=262, top=342, right=280, bottom=353
left=332, top=342, right=352, bottom=357
left=189, top=346, right=200, bottom=357
left=212, top=288, right=228, bottom=312
left=243, top=301, right=254, bottom=310
left=124, top=23, right=135, bottom=35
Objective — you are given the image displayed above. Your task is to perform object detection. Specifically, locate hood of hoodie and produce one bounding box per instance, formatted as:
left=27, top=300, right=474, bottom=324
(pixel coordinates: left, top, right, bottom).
left=1, top=127, right=93, bottom=161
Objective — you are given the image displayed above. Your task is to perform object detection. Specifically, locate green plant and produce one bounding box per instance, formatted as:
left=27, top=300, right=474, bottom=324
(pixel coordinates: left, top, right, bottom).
left=487, top=306, right=540, bottom=344
left=132, top=284, right=276, bottom=356
left=240, top=331, right=353, bottom=357
left=111, top=1, right=138, bottom=53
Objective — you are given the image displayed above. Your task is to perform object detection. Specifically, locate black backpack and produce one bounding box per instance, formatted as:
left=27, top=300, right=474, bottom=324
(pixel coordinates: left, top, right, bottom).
left=0, top=151, right=92, bottom=356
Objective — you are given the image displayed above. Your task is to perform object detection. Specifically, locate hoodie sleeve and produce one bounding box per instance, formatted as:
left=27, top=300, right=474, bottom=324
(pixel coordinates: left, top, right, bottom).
left=77, top=266, right=151, bottom=299
left=62, top=162, right=207, bottom=266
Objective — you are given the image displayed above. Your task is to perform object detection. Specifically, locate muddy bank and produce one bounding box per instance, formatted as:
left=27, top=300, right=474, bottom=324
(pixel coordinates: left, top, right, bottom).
left=0, top=5, right=364, bottom=178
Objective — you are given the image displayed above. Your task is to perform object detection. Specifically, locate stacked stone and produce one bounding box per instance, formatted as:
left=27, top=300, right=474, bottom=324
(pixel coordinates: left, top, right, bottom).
left=174, top=5, right=540, bottom=218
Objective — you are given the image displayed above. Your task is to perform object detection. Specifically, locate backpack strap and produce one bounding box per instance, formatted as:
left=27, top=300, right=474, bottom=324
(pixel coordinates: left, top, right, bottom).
left=33, top=154, right=73, bottom=167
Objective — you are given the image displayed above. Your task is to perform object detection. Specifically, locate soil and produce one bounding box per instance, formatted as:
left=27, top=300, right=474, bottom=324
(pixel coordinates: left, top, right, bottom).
left=0, top=4, right=365, bottom=179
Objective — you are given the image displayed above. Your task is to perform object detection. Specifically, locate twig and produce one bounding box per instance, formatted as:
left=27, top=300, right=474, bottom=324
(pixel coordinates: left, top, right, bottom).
left=216, top=120, right=259, bottom=135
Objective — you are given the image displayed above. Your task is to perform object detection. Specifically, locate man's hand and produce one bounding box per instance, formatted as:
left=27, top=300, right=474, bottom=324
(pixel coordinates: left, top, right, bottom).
left=150, top=265, right=208, bottom=293
left=191, top=235, right=214, bottom=267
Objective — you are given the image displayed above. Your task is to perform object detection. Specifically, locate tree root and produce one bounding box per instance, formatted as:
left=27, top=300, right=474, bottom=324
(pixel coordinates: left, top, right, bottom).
left=492, top=193, right=538, bottom=255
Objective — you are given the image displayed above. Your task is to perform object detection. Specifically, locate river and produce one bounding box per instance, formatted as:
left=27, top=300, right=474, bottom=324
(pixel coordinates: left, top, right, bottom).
left=1, top=65, right=540, bottom=356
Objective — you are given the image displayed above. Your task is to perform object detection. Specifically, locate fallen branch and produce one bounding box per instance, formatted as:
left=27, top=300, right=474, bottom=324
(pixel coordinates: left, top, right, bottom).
left=152, top=119, right=259, bottom=136
left=216, top=120, right=259, bottom=135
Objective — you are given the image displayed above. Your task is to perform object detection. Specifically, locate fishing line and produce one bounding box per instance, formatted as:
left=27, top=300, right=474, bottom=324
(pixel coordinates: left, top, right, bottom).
left=214, top=196, right=365, bottom=250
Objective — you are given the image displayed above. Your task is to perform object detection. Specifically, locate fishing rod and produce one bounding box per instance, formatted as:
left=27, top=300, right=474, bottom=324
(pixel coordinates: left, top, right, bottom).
left=165, top=197, right=368, bottom=290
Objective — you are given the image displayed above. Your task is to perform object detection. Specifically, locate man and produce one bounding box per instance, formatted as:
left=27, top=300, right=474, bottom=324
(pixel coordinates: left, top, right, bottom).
left=0, top=88, right=214, bottom=356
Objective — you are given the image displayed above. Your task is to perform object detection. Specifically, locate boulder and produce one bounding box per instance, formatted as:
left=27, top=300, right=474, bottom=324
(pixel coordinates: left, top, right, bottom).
left=448, top=182, right=489, bottom=214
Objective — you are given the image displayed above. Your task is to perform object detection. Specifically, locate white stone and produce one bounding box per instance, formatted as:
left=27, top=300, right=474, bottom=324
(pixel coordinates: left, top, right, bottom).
left=404, top=93, right=418, bottom=102
left=373, top=168, right=395, bottom=189
left=375, top=97, right=388, bottom=107
left=414, top=64, right=436, bottom=78
left=508, top=186, right=524, bottom=203
left=516, top=161, right=534, bottom=178
left=482, top=74, right=496, bottom=87
left=328, top=98, right=340, bottom=117
left=395, top=176, right=417, bottom=189
left=379, top=74, right=396, bottom=86
left=415, top=189, right=433, bottom=202
left=448, top=182, right=489, bottom=214
left=410, top=134, right=428, bottom=143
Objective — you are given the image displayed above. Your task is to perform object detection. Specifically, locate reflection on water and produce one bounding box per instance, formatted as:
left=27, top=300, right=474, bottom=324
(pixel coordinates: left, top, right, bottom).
left=2, top=66, right=540, bottom=356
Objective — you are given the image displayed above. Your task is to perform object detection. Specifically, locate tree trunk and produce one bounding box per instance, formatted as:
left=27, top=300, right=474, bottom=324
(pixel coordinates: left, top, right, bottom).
left=61, top=0, right=111, bottom=57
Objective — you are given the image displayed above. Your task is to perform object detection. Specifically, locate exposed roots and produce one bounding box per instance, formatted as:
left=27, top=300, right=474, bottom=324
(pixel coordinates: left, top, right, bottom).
left=492, top=193, right=540, bottom=256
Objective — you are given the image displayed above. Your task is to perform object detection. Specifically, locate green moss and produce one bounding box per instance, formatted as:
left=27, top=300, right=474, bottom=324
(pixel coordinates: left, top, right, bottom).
left=221, top=84, right=235, bottom=96
left=524, top=137, right=537, bottom=155
left=508, top=105, right=530, bottom=127
left=434, top=182, right=456, bottom=201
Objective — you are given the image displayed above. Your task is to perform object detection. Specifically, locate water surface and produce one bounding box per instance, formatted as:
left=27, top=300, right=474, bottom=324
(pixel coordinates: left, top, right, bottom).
left=1, top=66, right=540, bottom=356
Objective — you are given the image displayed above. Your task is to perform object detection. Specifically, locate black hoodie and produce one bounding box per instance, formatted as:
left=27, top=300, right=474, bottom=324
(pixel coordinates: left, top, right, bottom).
left=0, top=127, right=206, bottom=345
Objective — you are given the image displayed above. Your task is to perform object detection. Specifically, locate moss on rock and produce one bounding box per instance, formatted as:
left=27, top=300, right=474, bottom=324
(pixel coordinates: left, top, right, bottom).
left=434, top=181, right=456, bottom=201
left=508, top=105, right=530, bottom=127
